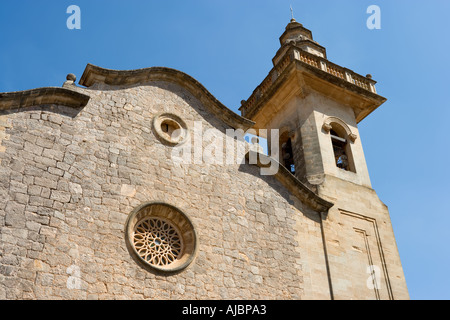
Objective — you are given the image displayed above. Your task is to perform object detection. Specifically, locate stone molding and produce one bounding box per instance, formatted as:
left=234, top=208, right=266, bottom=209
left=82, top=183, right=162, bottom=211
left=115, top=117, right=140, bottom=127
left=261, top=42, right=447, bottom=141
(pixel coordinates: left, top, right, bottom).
left=79, top=63, right=255, bottom=131
left=124, top=202, right=198, bottom=274
left=240, top=44, right=386, bottom=124
left=245, top=151, right=334, bottom=213
left=0, top=87, right=90, bottom=111
left=152, top=113, right=189, bottom=146
left=322, top=116, right=357, bottom=142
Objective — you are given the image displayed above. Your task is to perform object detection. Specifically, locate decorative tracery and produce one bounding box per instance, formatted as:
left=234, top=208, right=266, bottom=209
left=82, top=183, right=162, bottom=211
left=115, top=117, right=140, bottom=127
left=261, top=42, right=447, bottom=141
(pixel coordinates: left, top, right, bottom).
left=133, top=217, right=183, bottom=267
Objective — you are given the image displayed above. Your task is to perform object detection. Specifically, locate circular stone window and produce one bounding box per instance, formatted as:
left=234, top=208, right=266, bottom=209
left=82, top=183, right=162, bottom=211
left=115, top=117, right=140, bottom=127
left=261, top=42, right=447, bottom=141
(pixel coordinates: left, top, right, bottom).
left=153, top=113, right=189, bottom=146
left=125, top=202, right=197, bottom=273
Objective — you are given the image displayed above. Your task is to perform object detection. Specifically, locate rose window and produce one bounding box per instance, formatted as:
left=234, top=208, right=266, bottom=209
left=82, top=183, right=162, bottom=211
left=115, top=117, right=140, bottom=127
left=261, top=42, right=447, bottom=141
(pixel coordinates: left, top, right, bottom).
left=125, top=202, right=197, bottom=273
left=133, top=217, right=183, bottom=267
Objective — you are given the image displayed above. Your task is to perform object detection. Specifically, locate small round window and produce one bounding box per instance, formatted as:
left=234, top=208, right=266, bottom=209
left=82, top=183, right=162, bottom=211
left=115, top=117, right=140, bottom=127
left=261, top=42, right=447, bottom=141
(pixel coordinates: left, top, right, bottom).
left=125, top=202, right=197, bottom=273
left=153, top=113, right=188, bottom=146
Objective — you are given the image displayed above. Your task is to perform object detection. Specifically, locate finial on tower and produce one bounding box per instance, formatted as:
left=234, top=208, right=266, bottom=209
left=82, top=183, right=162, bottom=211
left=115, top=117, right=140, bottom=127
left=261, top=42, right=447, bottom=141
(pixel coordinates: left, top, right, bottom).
left=290, top=5, right=296, bottom=22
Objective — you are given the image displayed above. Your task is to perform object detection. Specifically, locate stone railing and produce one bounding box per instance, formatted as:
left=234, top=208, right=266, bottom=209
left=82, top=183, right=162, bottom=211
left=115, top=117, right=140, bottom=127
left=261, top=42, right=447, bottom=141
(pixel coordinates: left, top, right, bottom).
left=351, top=73, right=371, bottom=91
left=325, top=62, right=345, bottom=80
left=241, top=46, right=378, bottom=117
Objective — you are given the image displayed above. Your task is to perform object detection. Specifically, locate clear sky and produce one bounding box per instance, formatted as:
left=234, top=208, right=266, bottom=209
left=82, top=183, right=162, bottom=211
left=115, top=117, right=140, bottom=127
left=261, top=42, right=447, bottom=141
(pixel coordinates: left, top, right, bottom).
left=1, top=0, right=449, bottom=300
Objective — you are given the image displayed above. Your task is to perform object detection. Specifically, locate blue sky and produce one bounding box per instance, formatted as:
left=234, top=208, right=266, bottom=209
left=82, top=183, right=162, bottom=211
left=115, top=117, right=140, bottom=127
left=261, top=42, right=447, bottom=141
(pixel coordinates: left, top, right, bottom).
left=1, top=0, right=449, bottom=300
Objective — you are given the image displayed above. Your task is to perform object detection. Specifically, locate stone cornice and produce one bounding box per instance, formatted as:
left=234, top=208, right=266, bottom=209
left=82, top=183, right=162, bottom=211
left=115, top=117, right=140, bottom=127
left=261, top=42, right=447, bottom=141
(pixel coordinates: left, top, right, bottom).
left=245, top=151, right=334, bottom=213
left=79, top=64, right=255, bottom=131
left=0, top=87, right=90, bottom=111
left=240, top=45, right=387, bottom=125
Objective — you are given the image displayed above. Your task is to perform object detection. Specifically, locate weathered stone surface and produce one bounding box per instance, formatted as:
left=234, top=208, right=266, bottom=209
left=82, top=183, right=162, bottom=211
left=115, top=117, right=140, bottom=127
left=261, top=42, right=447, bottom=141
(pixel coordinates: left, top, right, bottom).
left=0, top=81, right=312, bottom=300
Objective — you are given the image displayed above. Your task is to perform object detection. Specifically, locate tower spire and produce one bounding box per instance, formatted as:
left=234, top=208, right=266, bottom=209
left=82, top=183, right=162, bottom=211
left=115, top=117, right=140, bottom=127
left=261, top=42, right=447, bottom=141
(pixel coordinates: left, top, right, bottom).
left=290, top=5, right=295, bottom=22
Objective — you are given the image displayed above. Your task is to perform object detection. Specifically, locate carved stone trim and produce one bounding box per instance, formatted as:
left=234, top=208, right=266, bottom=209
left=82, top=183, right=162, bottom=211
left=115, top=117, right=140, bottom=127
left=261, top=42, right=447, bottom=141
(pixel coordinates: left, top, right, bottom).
left=322, top=122, right=333, bottom=133
left=0, top=87, right=90, bottom=111
left=79, top=63, right=255, bottom=131
left=323, top=116, right=357, bottom=142
left=133, top=217, right=183, bottom=267
left=152, top=113, right=189, bottom=146
left=339, top=209, right=394, bottom=300
left=245, top=151, right=334, bottom=213
left=125, top=202, right=198, bottom=274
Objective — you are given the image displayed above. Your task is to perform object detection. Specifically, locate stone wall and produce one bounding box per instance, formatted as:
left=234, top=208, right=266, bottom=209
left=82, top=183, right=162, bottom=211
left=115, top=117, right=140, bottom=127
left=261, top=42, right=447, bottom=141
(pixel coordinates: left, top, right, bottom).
left=318, top=175, right=410, bottom=300
left=0, top=81, right=323, bottom=300
left=234, top=84, right=409, bottom=300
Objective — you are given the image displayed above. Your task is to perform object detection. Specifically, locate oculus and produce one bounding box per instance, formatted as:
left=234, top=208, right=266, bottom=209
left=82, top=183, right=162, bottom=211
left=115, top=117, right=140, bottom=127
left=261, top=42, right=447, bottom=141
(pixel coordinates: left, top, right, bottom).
left=153, top=113, right=189, bottom=146
left=125, top=202, right=197, bottom=273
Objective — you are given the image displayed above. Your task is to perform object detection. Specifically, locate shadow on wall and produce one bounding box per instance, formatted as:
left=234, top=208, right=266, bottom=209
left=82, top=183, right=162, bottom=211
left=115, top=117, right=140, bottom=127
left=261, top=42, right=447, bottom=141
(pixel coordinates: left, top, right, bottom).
left=237, top=160, right=322, bottom=225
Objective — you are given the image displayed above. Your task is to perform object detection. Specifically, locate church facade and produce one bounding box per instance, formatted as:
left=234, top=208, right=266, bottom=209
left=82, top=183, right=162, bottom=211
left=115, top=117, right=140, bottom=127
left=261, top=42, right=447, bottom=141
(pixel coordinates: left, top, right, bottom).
left=0, top=19, right=409, bottom=300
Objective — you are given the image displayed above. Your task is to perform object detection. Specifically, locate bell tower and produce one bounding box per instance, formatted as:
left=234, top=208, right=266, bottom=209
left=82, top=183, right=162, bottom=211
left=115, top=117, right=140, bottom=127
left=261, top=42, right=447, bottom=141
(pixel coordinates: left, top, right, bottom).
left=240, top=19, right=409, bottom=300
left=240, top=18, right=385, bottom=188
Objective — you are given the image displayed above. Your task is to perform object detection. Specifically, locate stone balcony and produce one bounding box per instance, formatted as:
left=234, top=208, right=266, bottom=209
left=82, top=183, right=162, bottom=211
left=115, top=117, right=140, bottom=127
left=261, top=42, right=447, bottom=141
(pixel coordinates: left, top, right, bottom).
left=240, top=45, right=382, bottom=123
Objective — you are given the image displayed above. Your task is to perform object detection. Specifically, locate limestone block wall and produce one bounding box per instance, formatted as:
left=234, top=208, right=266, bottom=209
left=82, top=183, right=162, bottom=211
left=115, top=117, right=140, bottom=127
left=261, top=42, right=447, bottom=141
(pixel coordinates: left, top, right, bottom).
left=318, top=175, right=409, bottom=300
left=310, top=92, right=372, bottom=188
left=263, top=95, right=323, bottom=186
left=0, top=82, right=327, bottom=300
left=234, top=87, right=409, bottom=300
